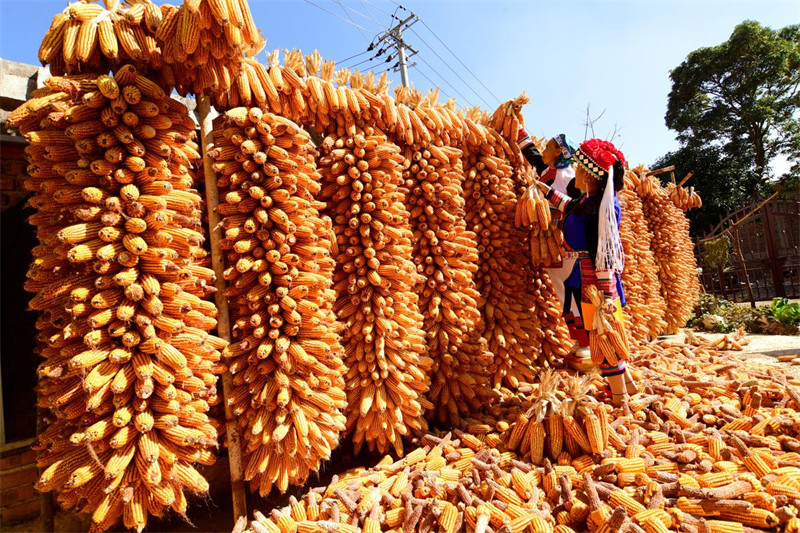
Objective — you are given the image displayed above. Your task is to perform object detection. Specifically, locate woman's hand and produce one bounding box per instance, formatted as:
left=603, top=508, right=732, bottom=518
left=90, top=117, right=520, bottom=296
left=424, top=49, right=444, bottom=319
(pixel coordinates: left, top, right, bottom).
left=535, top=180, right=550, bottom=195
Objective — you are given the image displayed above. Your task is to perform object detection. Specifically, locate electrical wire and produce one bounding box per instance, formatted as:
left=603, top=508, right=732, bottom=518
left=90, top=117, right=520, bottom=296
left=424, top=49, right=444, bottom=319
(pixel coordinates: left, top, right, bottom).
left=417, top=17, right=502, bottom=104
left=336, top=49, right=372, bottom=64
left=357, top=0, right=382, bottom=24
left=410, top=64, right=455, bottom=103
left=334, top=0, right=370, bottom=40
left=414, top=53, right=476, bottom=108
left=336, top=0, right=384, bottom=26
left=361, top=0, right=395, bottom=17
left=301, top=0, right=372, bottom=34
left=346, top=55, right=380, bottom=70
left=408, top=26, right=492, bottom=109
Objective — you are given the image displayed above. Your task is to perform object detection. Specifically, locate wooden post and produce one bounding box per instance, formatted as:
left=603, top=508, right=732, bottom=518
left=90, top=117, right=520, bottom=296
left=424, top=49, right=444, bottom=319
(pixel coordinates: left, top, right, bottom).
left=732, top=227, right=756, bottom=308
left=196, top=95, right=248, bottom=523
left=36, top=408, right=54, bottom=533
left=678, top=172, right=694, bottom=188
left=761, top=201, right=786, bottom=298
left=717, top=264, right=728, bottom=300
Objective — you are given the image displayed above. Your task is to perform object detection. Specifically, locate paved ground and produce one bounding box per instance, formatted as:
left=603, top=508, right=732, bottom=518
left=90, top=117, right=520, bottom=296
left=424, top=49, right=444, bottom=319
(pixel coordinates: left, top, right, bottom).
left=666, top=331, right=800, bottom=358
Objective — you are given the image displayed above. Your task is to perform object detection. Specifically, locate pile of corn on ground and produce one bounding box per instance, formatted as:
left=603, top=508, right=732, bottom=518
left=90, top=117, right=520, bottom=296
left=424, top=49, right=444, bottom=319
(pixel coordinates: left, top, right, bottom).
left=240, top=340, right=800, bottom=533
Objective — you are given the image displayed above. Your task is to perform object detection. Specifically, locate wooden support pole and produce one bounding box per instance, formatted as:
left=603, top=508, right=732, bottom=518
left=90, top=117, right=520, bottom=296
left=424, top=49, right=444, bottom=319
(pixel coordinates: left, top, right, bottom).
left=646, top=165, right=676, bottom=176
left=717, top=264, right=728, bottom=300
left=677, top=172, right=694, bottom=188
left=36, top=408, right=54, bottom=533
left=196, top=95, right=247, bottom=523
left=731, top=227, right=756, bottom=309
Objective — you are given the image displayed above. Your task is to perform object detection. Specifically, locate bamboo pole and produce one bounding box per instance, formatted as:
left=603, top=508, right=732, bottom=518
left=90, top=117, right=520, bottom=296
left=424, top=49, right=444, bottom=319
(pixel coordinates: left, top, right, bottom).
left=196, top=95, right=247, bottom=522
left=677, top=172, right=694, bottom=188
left=646, top=165, right=676, bottom=176
left=698, top=190, right=780, bottom=244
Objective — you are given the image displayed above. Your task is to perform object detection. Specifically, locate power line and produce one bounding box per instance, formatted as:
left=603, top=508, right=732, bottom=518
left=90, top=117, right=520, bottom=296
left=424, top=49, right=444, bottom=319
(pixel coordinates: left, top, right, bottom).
left=346, top=54, right=382, bottom=70
left=361, top=0, right=395, bottom=17
left=408, top=27, right=488, bottom=108
left=336, top=49, right=372, bottom=64
left=357, top=0, right=382, bottom=24
left=336, top=0, right=384, bottom=26
left=414, top=52, right=476, bottom=108
left=301, top=0, right=372, bottom=34
left=409, top=64, right=455, bottom=103
left=417, top=17, right=502, bottom=104
left=334, top=0, right=370, bottom=41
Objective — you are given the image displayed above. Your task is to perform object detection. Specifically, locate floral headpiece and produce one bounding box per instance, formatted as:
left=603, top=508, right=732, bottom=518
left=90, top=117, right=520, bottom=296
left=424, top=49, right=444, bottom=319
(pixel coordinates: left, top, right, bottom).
left=577, top=138, right=627, bottom=273
left=574, top=139, right=627, bottom=180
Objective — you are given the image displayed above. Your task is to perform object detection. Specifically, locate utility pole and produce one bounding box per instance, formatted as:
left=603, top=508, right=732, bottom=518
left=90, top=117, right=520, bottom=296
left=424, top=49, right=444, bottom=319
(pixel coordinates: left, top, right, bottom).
left=376, top=13, right=418, bottom=88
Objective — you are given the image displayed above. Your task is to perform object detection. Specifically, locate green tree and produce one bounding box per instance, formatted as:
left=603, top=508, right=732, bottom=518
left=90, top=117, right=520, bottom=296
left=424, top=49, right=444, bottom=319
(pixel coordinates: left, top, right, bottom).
left=666, top=21, right=800, bottom=182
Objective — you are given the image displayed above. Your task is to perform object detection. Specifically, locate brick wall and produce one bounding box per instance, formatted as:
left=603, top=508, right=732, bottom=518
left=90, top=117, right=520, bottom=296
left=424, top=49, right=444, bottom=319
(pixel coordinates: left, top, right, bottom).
left=0, top=442, right=40, bottom=525
left=0, top=141, right=30, bottom=212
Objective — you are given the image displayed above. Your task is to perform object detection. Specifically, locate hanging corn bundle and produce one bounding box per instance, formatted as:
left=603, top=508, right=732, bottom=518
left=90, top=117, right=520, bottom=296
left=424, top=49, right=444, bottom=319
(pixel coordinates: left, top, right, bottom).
left=667, top=182, right=702, bottom=211
left=316, top=129, right=433, bottom=455
left=488, top=102, right=564, bottom=270
left=459, top=121, right=553, bottom=388
left=38, top=0, right=163, bottom=76
left=585, top=286, right=630, bottom=366
left=528, top=269, right=573, bottom=363
left=399, top=137, right=493, bottom=425
left=209, top=108, right=349, bottom=496
left=515, top=172, right=552, bottom=230
left=639, top=171, right=701, bottom=334
left=157, top=0, right=264, bottom=96
left=8, top=67, right=224, bottom=532
left=618, top=170, right=668, bottom=342
left=488, top=92, right=530, bottom=168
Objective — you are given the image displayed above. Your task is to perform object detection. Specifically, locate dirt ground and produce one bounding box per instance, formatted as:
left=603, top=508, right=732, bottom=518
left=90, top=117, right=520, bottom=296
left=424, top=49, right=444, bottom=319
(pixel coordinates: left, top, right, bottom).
left=666, top=331, right=800, bottom=358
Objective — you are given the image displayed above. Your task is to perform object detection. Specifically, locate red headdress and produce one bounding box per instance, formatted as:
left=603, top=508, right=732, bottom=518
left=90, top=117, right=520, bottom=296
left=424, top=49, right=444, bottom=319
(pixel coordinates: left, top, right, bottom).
left=575, top=139, right=627, bottom=273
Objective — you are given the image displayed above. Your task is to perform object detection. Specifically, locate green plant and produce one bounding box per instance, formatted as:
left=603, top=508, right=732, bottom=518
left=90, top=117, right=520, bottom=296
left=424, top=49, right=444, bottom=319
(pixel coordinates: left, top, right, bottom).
left=769, top=298, right=800, bottom=333
left=702, top=235, right=731, bottom=270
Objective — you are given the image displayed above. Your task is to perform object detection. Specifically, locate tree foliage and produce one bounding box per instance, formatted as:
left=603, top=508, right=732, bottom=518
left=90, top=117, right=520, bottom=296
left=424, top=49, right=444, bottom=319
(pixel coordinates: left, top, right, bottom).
left=666, top=21, right=800, bottom=181
left=653, top=144, right=757, bottom=237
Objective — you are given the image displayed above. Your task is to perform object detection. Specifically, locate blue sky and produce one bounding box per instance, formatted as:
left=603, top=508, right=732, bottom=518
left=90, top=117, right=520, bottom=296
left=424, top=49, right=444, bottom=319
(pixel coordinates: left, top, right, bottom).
left=1, top=0, right=798, bottom=169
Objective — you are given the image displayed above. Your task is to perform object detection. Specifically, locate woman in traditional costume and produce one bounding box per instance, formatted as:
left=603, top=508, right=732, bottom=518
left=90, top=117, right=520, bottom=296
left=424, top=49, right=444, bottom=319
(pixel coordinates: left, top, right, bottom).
left=536, top=138, right=637, bottom=405
left=517, top=129, right=590, bottom=365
